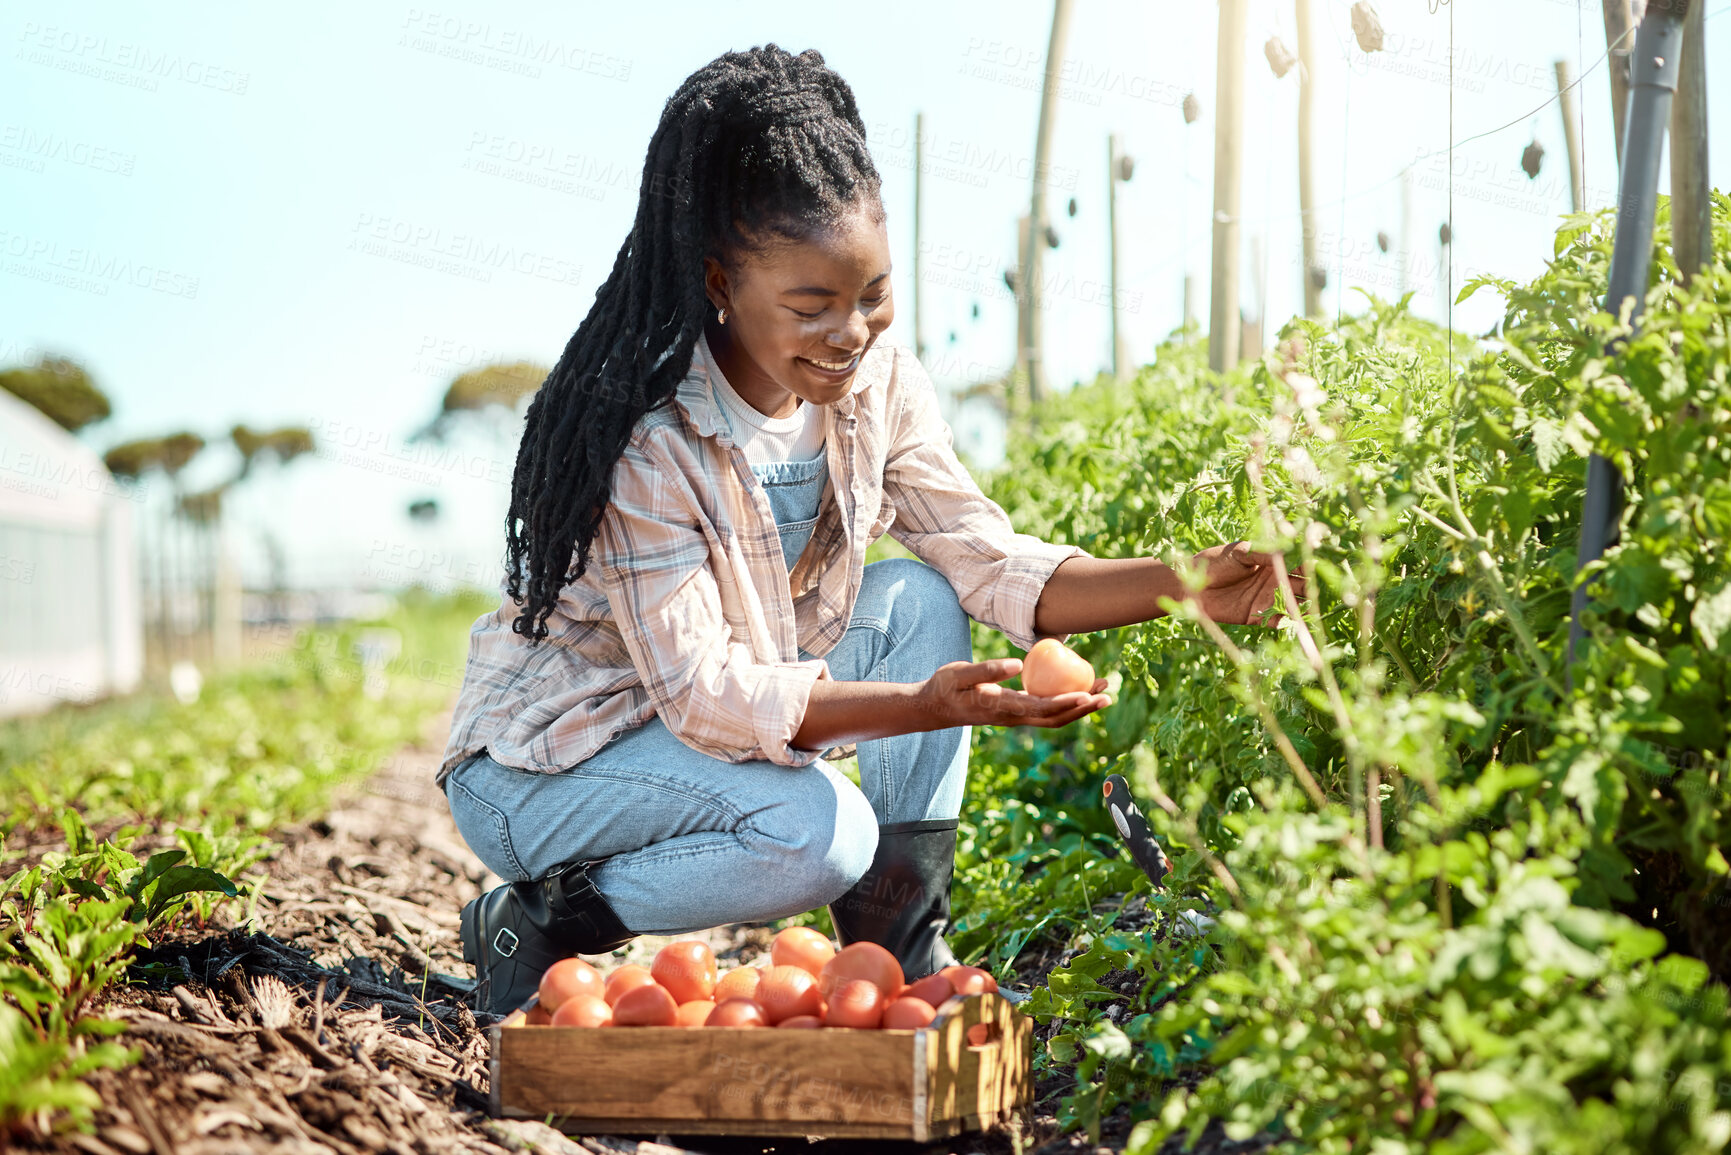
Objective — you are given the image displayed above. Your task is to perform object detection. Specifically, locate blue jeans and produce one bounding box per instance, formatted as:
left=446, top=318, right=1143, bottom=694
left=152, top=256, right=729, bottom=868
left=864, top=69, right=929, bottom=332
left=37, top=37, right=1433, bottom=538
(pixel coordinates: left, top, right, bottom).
left=442, top=558, right=973, bottom=935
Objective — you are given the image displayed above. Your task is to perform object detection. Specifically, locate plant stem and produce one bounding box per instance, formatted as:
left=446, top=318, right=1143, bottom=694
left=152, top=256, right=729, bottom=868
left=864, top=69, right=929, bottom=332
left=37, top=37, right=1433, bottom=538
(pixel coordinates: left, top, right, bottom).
left=1190, top=610, right=1329, bottom=812
left=1245, top=448, right=1373, bottom=869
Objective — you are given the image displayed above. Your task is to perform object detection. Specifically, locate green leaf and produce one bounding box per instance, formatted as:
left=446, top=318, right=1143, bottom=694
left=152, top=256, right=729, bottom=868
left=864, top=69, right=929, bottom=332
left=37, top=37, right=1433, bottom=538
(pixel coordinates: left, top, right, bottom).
left=1530, top=416, right=1567, bottom=472
left=138, top=849, right=187, bottom=889
left=1690, top=582, right=1731, bottom=652
left=1081, top=1022, right=1132, bottom=1061
left=141, top=866, right=238, bottom=921
left=59, top=878, right=108, bottom=901
left=1435, top=1068, right=1515, bottom=1102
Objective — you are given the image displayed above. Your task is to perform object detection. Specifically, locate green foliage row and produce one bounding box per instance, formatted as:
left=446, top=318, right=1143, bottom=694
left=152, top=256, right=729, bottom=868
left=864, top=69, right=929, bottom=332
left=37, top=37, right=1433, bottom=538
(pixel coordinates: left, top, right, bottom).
left=0, top=587, right=487, bottom=838
left=953, top=194, right=1731, bottom=1153
left=0, top=587, right=491, bottom=1139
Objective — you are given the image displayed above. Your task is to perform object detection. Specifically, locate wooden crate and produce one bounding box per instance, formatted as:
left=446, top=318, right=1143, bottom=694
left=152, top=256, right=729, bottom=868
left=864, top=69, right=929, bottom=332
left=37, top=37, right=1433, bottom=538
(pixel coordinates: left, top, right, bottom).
left=490, top=991, right=1033, bottom=1141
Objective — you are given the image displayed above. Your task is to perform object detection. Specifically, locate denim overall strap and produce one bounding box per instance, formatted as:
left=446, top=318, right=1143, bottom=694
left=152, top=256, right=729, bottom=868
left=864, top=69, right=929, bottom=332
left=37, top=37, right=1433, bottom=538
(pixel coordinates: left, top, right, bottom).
left=751, top=452, right=829, bottom=572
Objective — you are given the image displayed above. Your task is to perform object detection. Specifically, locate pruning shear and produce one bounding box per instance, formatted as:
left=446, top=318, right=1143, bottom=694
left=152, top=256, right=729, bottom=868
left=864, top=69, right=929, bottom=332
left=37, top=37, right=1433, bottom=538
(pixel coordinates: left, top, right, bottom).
left=1103, top=775, right=1219, bottom=939
left=1102, top=774, right=1171, bottom=888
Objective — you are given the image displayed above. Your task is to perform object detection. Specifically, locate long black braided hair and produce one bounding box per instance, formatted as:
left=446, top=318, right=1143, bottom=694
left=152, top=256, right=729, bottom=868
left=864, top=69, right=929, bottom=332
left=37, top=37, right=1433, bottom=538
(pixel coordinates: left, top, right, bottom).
left=504, top=44, right=884, bottom=643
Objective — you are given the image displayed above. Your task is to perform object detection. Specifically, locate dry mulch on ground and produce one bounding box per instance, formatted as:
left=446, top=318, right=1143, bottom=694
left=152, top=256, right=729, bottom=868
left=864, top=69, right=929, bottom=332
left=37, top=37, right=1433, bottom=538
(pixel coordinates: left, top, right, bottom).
left=14, top=705, right=1258, bottom=1155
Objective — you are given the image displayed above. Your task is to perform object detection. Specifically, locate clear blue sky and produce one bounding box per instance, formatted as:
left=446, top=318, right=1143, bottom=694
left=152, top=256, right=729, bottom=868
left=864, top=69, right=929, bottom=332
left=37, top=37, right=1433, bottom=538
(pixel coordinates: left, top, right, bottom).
left=3, top=0, right=1726, bottom=591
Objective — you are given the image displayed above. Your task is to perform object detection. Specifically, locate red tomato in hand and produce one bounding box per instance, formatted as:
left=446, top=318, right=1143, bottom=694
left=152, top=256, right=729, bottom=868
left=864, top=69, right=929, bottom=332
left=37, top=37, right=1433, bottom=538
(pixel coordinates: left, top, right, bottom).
left=602, top=964, right=658, bottom=1007
left=881, top=996, right=938, bottom=1029
left=651, top=940, right=717, bottom=1004
left=757, top=965, right=824, bottom=1024
left=771, top=926, right=837, bottom=977
left=538, top=957, right=604, bottom=1012
left=818, top=943, right=904, bottom=1001
left=705, top=998, right=768, bottom=1027
left=611, top=983, right=678, bottom=1026
left=824, top=978, right=885, bottom=1029
left=549, top=994, right=612, bottom=1028
left=1021, top=638, right=1096, bottom=697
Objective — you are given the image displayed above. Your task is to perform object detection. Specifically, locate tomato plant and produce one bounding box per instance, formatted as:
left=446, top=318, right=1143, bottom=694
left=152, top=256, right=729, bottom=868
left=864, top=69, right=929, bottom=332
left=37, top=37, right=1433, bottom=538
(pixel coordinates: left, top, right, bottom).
left=954, top=193, right=1731, bottom=1154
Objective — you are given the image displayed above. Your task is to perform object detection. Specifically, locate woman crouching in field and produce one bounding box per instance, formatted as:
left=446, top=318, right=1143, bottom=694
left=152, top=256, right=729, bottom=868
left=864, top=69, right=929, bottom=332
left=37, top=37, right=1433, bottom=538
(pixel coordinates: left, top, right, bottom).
left=437, top=44, right=1289, bottom=1016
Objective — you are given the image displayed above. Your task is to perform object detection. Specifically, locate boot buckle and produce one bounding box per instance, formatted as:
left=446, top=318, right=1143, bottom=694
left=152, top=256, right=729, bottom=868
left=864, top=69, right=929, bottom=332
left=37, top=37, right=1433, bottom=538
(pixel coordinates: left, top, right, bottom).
left=492, top=927, right=520, bottom=958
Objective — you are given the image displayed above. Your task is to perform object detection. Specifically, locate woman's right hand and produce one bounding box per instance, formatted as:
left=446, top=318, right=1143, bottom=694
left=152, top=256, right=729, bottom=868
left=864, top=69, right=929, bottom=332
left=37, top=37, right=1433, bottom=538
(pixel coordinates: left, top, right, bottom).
left=915, top=658, right=1111, bottom=730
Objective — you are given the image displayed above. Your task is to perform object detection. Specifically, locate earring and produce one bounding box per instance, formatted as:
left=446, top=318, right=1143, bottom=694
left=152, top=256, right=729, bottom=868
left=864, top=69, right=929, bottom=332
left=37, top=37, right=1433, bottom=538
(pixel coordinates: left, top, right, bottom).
left=717, top=307, right=728, bottom=325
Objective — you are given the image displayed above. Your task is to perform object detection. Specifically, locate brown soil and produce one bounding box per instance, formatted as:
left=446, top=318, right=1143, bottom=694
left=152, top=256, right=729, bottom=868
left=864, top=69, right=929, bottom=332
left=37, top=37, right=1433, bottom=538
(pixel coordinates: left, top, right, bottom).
left=14, top=705, right=1180, bottom=1155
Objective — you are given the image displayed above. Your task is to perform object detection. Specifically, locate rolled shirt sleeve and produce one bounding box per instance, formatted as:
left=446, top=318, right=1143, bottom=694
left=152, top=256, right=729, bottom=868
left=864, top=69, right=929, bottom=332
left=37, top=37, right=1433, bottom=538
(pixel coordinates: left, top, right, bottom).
left=594, top=438, right=832, bottom=766
left=881, top=348, right=1090, bottom=652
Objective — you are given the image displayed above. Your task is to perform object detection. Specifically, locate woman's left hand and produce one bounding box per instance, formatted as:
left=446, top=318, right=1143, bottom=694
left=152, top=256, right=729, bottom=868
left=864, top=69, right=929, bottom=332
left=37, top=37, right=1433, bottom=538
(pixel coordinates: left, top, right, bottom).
left=1187, top=542, right=1303, bottom=626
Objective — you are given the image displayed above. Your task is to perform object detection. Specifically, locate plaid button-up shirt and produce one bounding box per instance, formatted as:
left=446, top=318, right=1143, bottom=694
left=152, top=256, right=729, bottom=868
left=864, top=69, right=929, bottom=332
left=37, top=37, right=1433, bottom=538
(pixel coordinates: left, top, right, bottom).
left=435, top=333, right=1089, bottom=786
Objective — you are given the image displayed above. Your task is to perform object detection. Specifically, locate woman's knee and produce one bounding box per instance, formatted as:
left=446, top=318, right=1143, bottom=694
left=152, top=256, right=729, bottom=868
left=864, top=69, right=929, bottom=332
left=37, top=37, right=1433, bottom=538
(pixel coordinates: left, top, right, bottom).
left=443, top=758, right=531, bottom=882
left=754, top=767, right=878, bottom=907
left=863, top=558, right=972, bottom=657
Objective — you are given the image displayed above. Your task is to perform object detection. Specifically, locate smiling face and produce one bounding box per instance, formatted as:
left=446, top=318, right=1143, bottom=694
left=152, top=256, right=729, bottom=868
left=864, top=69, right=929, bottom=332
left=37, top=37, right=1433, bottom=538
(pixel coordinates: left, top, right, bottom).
left=701, top=199, right=894, bottom=420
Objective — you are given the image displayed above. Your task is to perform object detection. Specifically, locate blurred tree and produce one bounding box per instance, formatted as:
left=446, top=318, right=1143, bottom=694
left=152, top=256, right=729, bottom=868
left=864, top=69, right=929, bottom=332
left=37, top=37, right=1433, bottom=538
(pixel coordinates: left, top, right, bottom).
left=231, top=424, right=315, bottom=480
left=414, top=360, right=548, bottom=442
left=0, top=356, right=112, bottom=432
left=193, top=426, right=316, bottom=635
left=102, top=432, right=207, bottom=669
left=104, top=425, right=316, bottom=669
left=177, top=485, right=225, bottom=525
left=408, top=498, right=440, bottom=522
left=104, top=432, right=206, bottom=479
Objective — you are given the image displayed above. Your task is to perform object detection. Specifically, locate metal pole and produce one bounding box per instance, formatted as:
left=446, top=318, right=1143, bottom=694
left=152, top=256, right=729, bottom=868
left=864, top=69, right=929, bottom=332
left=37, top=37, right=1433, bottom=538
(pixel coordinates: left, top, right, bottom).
left=1603, top=0, right=1636, bottom=169
left=913, top=111, right=926, bottom=361
left=1555, top=60, right=1586, bottom=212
left=1108, top=133, right=1128, bottom=381
left=1209, top=0, right=1246, bottom=373
left=1296, top=0, right=1322, bottom=318
left=1025, top=0, right=1075, bottom=406
left=1671, top=0, right=1711, bottom=285
left=1569, top=0, right=1689, bottom=673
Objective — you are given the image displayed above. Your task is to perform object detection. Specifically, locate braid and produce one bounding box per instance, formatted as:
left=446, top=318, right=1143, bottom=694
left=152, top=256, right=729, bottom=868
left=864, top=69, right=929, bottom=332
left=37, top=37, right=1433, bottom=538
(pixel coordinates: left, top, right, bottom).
left=503, top=45, right=882, bottom=643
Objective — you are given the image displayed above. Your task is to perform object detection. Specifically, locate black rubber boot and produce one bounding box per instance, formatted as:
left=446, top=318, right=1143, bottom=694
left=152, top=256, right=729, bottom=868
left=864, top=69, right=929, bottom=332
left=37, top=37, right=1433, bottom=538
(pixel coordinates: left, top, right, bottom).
left=459, top=859, right=635, bottom=1017
left=828, top=819, right=961, bottom=980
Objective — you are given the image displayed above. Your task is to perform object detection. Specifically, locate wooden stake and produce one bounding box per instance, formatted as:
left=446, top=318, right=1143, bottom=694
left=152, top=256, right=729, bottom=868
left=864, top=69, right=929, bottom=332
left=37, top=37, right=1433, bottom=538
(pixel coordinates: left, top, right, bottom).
left=1108, top=133, right=1129, bottom=381
left=1556, top=60, right=1586, bottom=212
left=1671, top=0, right=1711, bottom=285
left=1296, top=0, right=1322, bottom=317
left=1603, top=0, right=1635, bottom=168
left=1025, top=0, right=1075, bottom=406
left=1209, top=0, right=1246, bottom=373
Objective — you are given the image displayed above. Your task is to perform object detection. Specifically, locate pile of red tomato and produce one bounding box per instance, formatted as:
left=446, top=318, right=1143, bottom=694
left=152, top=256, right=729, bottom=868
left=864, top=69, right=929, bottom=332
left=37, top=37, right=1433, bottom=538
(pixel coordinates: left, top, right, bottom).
left=522, top=927, right=999, bottom=1030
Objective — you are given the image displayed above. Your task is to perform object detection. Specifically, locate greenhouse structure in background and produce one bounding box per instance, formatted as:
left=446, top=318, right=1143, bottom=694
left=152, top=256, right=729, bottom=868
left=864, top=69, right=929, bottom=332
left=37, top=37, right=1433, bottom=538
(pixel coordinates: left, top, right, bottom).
left=0, top=388, right=142, bottom=718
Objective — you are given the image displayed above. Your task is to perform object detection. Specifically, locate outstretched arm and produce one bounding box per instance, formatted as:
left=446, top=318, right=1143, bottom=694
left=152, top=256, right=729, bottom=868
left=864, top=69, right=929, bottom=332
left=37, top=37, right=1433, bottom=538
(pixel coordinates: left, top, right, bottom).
left=1032, top=544, right=1295, bottom=637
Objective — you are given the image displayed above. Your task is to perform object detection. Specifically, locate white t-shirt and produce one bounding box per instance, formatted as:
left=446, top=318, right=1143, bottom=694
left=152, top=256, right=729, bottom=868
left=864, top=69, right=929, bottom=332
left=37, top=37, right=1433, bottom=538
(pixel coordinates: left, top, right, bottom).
left=699, top=336, right=827, bottom=465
